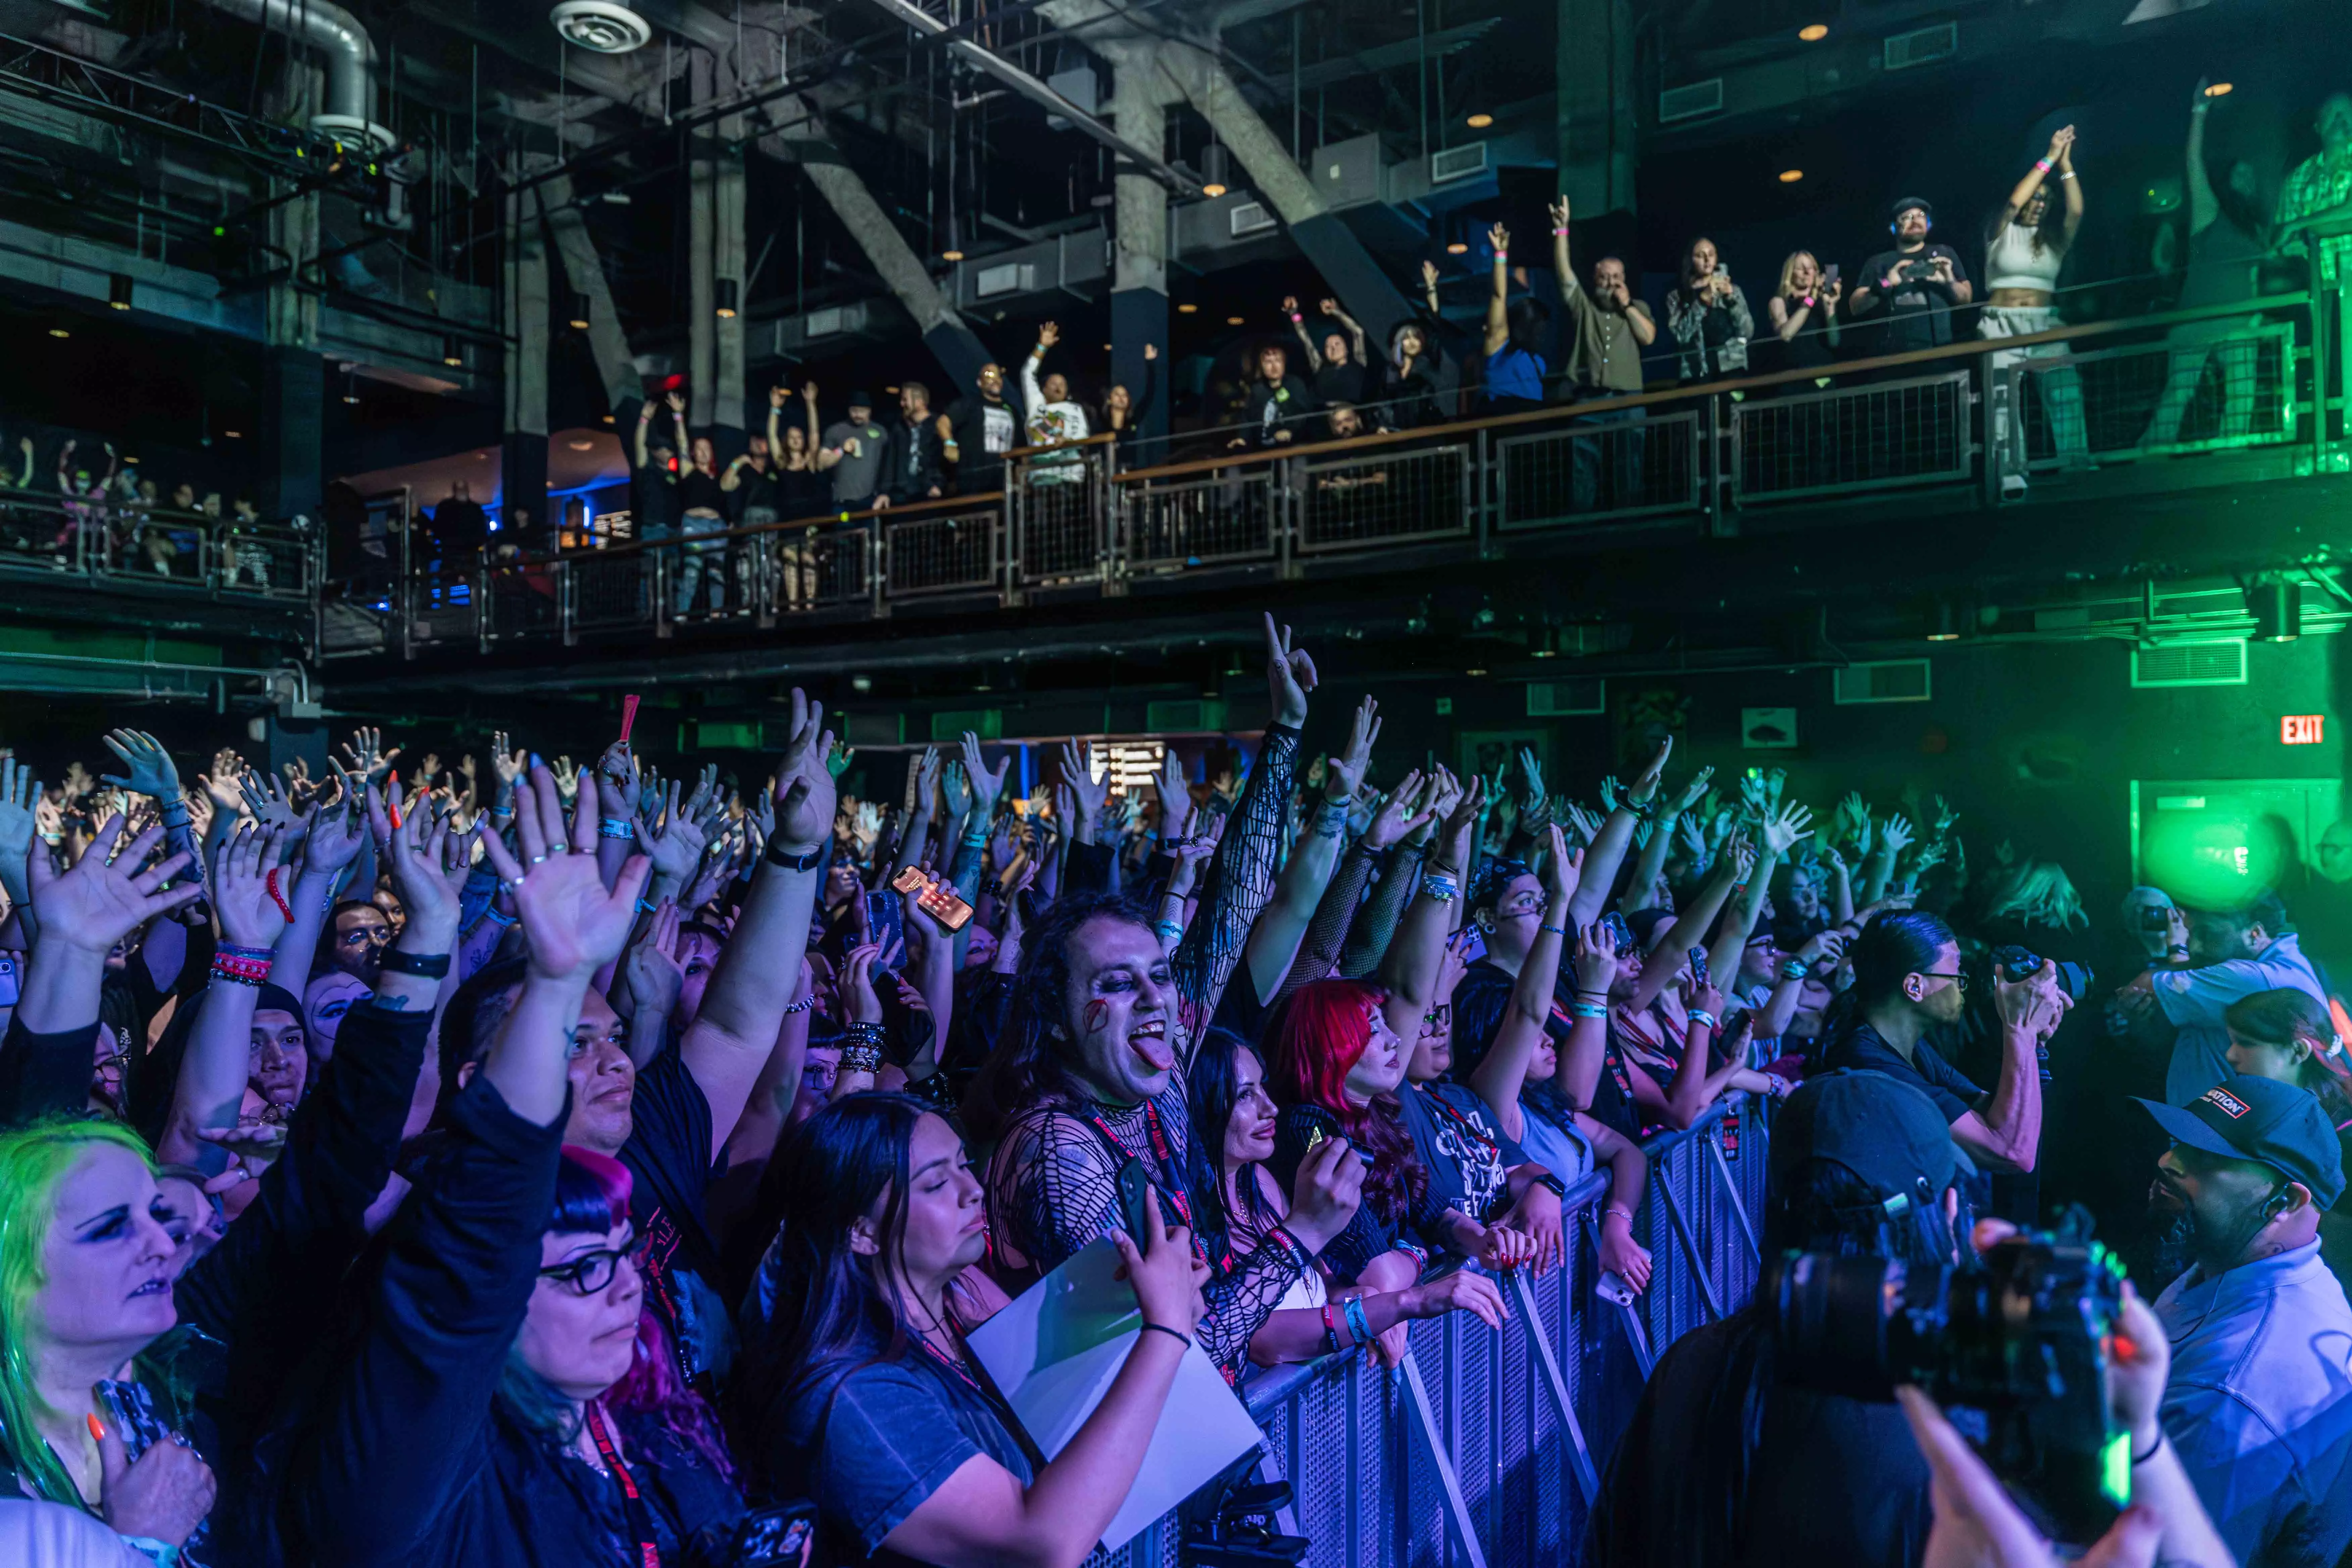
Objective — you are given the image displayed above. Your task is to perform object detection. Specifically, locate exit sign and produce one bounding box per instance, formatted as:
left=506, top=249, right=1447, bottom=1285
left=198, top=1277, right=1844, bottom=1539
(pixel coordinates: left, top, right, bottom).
left=2283, top=714, right=2326, bottom=745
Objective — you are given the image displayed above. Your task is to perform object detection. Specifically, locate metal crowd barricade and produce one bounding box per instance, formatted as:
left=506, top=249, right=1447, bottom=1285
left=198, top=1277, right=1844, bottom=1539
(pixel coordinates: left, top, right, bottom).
left=2006, top=318, right=2299, bottom=467
left=1108, top=1097, right=1770, bottom=1568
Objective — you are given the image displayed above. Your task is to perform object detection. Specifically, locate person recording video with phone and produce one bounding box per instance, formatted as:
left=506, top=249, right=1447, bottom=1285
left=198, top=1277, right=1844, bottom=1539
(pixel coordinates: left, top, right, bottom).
left=1849, top=198, right=1974, bottom=356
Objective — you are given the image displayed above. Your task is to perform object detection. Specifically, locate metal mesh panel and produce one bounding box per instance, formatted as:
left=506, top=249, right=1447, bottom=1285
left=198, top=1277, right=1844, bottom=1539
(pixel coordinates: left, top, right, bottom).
left=1732, top=373, right=1972, bottom=500
left=1299, top=443, right=1471, bottom=552
left=1016, top=451, right=1108, bottom=584
left=2014, top=326, right=2294, bottom=463
left=222, top=530, right=313, bottom=597
left=90, top=506, right=212, bottom=583
left=667, top=533, right=764, bottom=625
left=1121, top=470, right=1282, bottom=572
left=569, top=551, right=653, bottom=633
left=484, top=562, right=561, bottom=642
left=1494, top=410, right=1700, bottom=530
left=884, top=508, right=998, bottom=598
left=406, top=567, right=481, bottom=648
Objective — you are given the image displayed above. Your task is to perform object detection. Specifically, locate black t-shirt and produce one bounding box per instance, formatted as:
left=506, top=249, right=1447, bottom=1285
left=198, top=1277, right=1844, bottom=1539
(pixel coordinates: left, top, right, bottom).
left=676, top=468, right=726, bottom=516
left=1859, top=243, right=1970, bottom=351
left=732, top=462, right=779, bottom=517
left=619, top=1049, right=730, bottom=1385
left=1817, top=1019, right=1983, bottom=1124
left=1591, top=1310, right=1931, bottom=1568
left=1250, top=375, right=1318, bottom=446
left=1312, top=360, right=1374, bottom=411
left=1401, top=1079, right=1526, bottom=1222
left=633, top=464, right=679, bottom=535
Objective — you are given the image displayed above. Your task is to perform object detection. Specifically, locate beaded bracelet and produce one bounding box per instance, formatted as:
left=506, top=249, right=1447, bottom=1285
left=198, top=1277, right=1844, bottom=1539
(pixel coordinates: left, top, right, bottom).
left=783, top=993, right=816, bottom=1015
left=839, top=1042, right=882, bottom=1074
left=1422, top=872, right=1462, bottom=902
left=842, top=1021, right=888, bottom=1047
left=211, top=950, right=270, bottom=986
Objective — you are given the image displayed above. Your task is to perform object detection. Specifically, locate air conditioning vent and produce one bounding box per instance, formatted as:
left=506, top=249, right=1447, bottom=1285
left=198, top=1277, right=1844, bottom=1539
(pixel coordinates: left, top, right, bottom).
left=1430, top=142, right=1489, bottom=184
left=1229, top=201, right=1277, bottom=238
left=974, top=262, right=1035, bottom=299
left=2132, top=640, right=2248, bottom=688
left=1657, top=78, right=1724, bottom=124
left=1833, top=659, right=1931, bottom=704
left=799, top=303, right=869, bottom=340
left=1146, top=698, right=1228, bottom=732
left=1526, top=678, right=1606, bottom=717
left=1882, top=21, right=1957, bottom=71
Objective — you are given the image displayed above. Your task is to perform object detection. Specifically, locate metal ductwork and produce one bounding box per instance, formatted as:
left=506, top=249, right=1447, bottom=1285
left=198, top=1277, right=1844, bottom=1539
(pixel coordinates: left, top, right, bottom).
left=201, top=0, right=391, bottom=150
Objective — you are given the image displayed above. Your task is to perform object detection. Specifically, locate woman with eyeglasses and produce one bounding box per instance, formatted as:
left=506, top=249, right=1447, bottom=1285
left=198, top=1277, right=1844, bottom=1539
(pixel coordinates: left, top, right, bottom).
left=1816, top=910, right=2060, bottom=1176
left=276, top=770, right=752, bottom=1568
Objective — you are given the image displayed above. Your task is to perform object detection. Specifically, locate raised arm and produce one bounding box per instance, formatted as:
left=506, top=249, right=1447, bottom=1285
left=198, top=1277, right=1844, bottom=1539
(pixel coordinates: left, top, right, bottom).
left=1378, top=777, right=1484, bottom=1041
left=1241, top=697, right=1378, bottom=1005
left=2056, top=127, right=2084, bottom=248
left=634, top=401, right=655, bottom=469
left=2184, top=85, right=2220, bottom=237
left=1322, top=297, right=1367, bottom=362
left=100, top=731, right=204, bottom=912
left=1482, top=224, right=1513, bottom=357
left=1569, top=737, right=1670, bottom=930
left=1471, top=827, right=1576, bottom=1138
left=1285, top=297, right=1323, bottom=369
left=676, top=690, right=835, bottom=1157
left=1625, top=846, right=1746, bottom=1014
left=158, top=824, right=289, bottom=1168
left=2003, top=126, right=2066, bottom=232
left=1022, top=325, right=1054, bottom=413
left=1170, top=614, right=1310, bottom=1038
left=1950, top=970, right=2056, bottom=1174
left=270, top=782, right=365, bottom=1001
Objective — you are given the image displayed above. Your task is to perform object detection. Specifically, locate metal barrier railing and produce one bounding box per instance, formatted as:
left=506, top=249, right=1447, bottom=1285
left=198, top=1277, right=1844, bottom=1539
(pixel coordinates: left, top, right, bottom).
left=1107, top=1095, right=1770, bottom=1568
left=363, top=293, right=2322, bottom=659
left=0, top=493, right=317, bottom=603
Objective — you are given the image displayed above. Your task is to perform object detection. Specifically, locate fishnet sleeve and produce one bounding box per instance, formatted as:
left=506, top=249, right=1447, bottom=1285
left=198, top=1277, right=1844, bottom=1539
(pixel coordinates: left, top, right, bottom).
left=1271, top=838, right=1379, bottom=1007
left=1198, top=1230, right=1310, bottom=1373
left=1340, top=847, right=1423, bottom=979
left=1172, top=723, right=1302, bottom=1038
left=985, top=1105, right=1124, bottom=1278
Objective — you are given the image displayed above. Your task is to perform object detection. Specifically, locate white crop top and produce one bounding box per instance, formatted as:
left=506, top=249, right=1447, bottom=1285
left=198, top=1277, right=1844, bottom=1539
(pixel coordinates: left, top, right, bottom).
left=1986, top=221, right=2063, bottom=293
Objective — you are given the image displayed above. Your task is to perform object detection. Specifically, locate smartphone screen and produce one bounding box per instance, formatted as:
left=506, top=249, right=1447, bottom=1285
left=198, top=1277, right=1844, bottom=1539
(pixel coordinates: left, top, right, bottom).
left=866, top=888, right=904, bottom=963
left=1824, top=263, right=1840, bottom=284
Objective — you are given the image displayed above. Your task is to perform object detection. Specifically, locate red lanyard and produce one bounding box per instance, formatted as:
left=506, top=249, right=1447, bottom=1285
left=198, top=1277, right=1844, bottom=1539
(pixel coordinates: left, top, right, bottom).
left=1083, top=1102, right=1210, bottom=1266
left=1422, top=1086, right=1498, bottom=1154
left=584, top=1401, right=662, bottom=1568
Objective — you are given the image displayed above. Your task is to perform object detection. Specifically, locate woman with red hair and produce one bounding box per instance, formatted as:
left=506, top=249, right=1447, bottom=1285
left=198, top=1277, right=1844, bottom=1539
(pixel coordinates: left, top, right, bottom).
left=1265, top=782, right=1536, bottom=1358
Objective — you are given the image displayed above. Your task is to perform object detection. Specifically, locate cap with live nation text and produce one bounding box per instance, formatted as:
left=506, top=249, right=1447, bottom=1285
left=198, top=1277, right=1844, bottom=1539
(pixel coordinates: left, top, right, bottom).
left=2133, top=1074, right=2345, bottom=1211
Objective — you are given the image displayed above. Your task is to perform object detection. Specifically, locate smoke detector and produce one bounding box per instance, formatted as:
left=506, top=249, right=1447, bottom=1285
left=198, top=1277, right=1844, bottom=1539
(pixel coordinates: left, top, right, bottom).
left=551, top=0, right=651, bottom=53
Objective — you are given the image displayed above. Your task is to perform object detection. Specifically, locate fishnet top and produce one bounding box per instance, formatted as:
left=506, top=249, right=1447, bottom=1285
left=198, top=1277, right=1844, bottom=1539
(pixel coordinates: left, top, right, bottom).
left=987, top=1087, right=1310, bottom=1373
left=1170, top=722, right=1302, bottom=1044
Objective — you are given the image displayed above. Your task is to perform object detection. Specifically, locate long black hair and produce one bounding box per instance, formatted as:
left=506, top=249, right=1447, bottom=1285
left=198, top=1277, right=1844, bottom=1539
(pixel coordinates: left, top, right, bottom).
left=734, top=1092, right=931, bottom=1472
left=1182, top=1027, right=1281, bottom=1263
left=961, top=890, right=1154, bottom=1144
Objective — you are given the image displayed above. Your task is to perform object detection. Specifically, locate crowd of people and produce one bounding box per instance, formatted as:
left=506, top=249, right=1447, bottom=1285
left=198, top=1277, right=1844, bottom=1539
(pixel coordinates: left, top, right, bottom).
left=0, top=427, right=278, bottom=583
left=0, top=616, right=2346, bottom=1566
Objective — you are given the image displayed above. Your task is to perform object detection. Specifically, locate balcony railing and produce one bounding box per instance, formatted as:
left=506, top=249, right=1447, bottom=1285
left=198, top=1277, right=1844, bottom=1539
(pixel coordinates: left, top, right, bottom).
left=1106, top=1096, right=1770, bottom=1568
left=330, top=292, right=2324, bottom=660
left=0, top=492, right=317, bottom=602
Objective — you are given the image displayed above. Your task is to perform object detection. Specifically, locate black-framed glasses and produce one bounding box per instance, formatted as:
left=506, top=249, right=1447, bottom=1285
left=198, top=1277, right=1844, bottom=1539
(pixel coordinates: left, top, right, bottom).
left=538, top=1234, right=648, bottom=1296
left=1916, top=970, right=1969, bottom=993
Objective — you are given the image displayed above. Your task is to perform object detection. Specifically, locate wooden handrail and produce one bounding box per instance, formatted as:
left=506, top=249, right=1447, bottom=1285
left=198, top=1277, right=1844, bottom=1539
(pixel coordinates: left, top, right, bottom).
left=1106, top=291, right=2314, bottom=485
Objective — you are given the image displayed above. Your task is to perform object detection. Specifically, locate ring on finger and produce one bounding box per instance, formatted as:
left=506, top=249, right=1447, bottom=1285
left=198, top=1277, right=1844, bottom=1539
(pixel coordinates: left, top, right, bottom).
left=548, top=840, right=571, bottom=855
left=528, top=851, right=551, bottom=865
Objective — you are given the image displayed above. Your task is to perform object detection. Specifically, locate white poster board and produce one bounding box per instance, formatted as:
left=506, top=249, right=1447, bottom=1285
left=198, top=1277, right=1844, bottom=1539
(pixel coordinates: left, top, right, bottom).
left=965, top=1236, right=1263, bottom=1548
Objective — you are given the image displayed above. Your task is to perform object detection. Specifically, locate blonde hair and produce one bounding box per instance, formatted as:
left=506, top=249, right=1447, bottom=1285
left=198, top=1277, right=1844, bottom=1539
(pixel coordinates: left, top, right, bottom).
left=1777, top=251, right=1821, bottom=299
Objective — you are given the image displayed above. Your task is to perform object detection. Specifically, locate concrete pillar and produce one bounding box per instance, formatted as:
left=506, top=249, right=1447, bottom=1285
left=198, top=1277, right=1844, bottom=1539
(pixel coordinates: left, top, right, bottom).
left=1110, top=64, right=1170, bottom=445
left=501, top=172, right=551, bottom=545
left=714, top=82, right=748, bottom=437
left=756, top=98, right=992, bottom=392
left=1556, top=0, right=1639, bottom=266
left=541, top=172, right=644, bottom=416
left=689, top=52, right=718, bottom=432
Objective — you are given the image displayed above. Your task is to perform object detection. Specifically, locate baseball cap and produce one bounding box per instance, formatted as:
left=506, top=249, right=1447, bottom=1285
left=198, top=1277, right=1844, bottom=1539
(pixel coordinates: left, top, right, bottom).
left=1890, top=196, right=1934, bottom=224
left=1771, top=1069, right=1958, bottom=1208
left=846, top=389, right=876, bottom=410
left=2133, top=1073, right=2346, bottom=1211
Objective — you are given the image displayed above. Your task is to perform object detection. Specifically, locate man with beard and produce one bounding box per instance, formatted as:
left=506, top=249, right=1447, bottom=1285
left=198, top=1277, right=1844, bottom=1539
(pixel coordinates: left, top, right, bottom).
left=2137, top=1073, right=2352, bottom=1568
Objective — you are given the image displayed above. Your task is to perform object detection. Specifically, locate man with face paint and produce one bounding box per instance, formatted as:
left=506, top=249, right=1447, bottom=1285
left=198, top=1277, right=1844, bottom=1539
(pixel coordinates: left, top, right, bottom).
left=2136, top=1074, right=2352, bottom=1568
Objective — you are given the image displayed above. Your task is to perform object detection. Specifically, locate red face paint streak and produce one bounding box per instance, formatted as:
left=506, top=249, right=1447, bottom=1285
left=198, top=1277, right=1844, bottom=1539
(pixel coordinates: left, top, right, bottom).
left=1083, top=998, right=1111, bottom=1034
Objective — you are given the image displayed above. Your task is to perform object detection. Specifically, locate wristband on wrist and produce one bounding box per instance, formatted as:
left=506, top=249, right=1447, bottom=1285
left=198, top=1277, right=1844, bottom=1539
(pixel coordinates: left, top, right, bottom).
left=1686, top=1008, right=1718, bottom=1030
left=1341, top=1295, right=1375, bottom=1348
left=2058, top=169, right=2076, bottom=180
left=1603, top=1202, right=1635, bottom=1225
left=1141, top=1321, right=1194, bottom=1351
left=1552, top=226, right=1568, bottom=237
left=2132, top=1428, right=2163, bottom=1466
left=211, top=951, right=270, bottom=986
left=839, top=1042, right=882, bottom=1074
left=1539, top=923, right=1568, bottom=937
left=1322, top=1303, right=1345, bottom=1353
left=2035, top=157, right=2053, bottom=172
left=1421, top=871, right=1462, bottom=902
left=1782, top=958, right=1812, bottom=982
left=598, top=819, right=634, bottom=841
left=1494, top=249, right=1508, bottom=262
left=766, top=841, right=823, bottom=872
left=1571, top=1002, right=1609, bottom=1020
left=480, top=905, right=516, bottom=928
left=782, top=993, right=817, bottom=1015
left=377, top=948, right=452, bottom=979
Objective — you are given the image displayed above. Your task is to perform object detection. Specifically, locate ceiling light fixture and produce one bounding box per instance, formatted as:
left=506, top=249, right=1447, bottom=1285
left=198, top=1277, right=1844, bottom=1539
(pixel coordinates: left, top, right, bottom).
left=1200, top=141, right=1230, bottom=199
left=714, top=278, right=739, bottom=319
left=1226, top=315, right=1244, bottom=325
left=47, top=324, right=69, bottom=339
left=565, top=290, right=591, bottom=331
left=1446, top=241, right=1469, bottom=255
left=1177, top=303, right=1198, bottom=313
left=941, top=248, right=965, bottom=261
left=1779, top=168, right=1805, bottom=183
left=550, top=0, right=651, bottom=54
left=2204, top=81, right=2233, bottom=97
left=1798, top=22, right=1829, bottom=40
left=108, top=273, right=133, bottom=310
left=441, top=335, right=465, bottom=368
left=1465, top=112, right=1493, bottom=129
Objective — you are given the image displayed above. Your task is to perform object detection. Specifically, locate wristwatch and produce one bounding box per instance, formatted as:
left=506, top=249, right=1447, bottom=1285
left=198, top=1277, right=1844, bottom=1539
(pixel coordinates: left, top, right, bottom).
left=1530, top=1172, right=1568, bottom=1200
left=765, top=841, right=823, bottom=872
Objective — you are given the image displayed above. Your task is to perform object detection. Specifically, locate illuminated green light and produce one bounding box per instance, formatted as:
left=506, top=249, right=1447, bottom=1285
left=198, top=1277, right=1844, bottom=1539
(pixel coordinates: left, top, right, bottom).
left=212, top=226, right=225, bottom=237
left=2142, top=807, right=2291, bottom=910
left=2101, top=1432, right=2131, bottom=1507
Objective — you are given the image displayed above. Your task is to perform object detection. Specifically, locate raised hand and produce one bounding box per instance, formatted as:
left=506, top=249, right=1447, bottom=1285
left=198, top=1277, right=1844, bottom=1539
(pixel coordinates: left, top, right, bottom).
left=1488, top=222, right=1510, bottom=254
left=772, top=688, right=838, bottom=853
left=618, top=898, right=687, bottom=1024
left=303, top=784, right=367, bottom=875
left=31, top=818, right=199, bottom=951
left=237, top=769, right=301, bottom=833
left=99, top=729, right=181, bottom=800
left=1539, top=823, right=1582, bottom=908
left=1572, top=919, right=1619, bottom=996
left=1262, top=612, right=1318, bottom=728
left=378, top=784, right=467, bottom=940
left=960, top=731, right=1011, bottom=822
left=1763, top=802, right=1814, bottom=857
left=1325, top=696, right=1380, bottom=803
left=1365, top=770, right=1432, bottom=850
left=940, top=760, right=973, bottom=822
left=338, top=725, right=400, bottom=785
left=1880, top=813, right=1916, bottom=855
left=211, top=823, right=291, bottom=949
left=0, top=757, right=39, bottom=872
left=1626, top=736, right=1672, bottom=808
left=480, top=770, right=648, bottom=981
left=1670, top=765, right=1716, bottom=815
left=1057, top=738, right=1108, bottom=822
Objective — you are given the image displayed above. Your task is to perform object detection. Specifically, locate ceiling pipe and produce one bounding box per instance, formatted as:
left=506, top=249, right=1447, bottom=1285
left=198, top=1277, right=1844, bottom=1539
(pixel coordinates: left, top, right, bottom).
left=198, top=0, right=393, bottom=150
